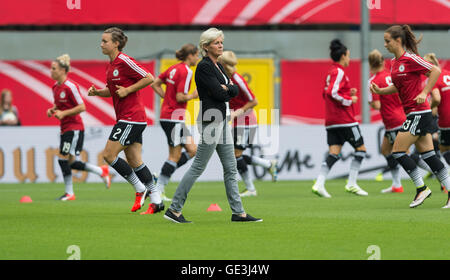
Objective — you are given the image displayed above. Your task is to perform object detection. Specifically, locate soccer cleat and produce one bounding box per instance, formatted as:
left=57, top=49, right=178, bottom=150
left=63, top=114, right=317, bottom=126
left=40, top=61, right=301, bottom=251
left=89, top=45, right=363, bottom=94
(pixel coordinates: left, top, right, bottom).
left=57, top=193, right=76, bottom=201
left=268, top=160, right=278, bottom=182
left=131, top=189, right=148, bottom=212
left=442, top=193, right=450, bottom=209
left=345, top=184, right=368, bottom=196
left=161, top=193, right=172, bottom=202
left=381, top=185, right=404, bottom=193
left=140, top=201, right=165, bottom=215
left=409, top=186, right=432, bottom=208
left=100, top=165, right=111, bottom=189
left=163, top=209, right=192, bottom=223
left=239, top=190, right=257, bottom=197
left=312, top=184, right=331, bottom=198
left=231, top=213, right=263, bottom=222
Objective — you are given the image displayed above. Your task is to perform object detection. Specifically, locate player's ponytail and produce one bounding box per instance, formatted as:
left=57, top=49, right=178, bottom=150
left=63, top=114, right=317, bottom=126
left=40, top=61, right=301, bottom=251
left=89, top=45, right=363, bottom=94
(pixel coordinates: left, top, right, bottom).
left=386, top=25, right=422, bottom=55
left=175, top=43, right=198, bottom=61
left=423, top=53, right=440, bottom=68
left=368, top=49, right=384, bottom=70
left=55, top=54, right=71, bottom=73
left=402, top=25, right=422, bottom=55
left=104, top=27, right=128, bottom=51
left=329, top=39, right=348, bottom=62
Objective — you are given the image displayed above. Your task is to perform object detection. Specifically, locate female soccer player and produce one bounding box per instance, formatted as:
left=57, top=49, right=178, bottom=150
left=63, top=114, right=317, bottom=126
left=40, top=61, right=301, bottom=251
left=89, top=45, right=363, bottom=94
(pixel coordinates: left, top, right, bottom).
left=312, top=39, right=368, bottom=198
left=47, top=54, right=110, bottom=201
left=367, top=49, right=406, bottom=193
left=424, top=53, right=450, bottom=170
left=88, top=27, right=163, bottom=213
left=370, top=25, right=450, bottom=208
left=151, top=43, right=199, bottom=201
left=163, top=28, right=262, bottom=223
left=217, top=50, right=278, bottom=197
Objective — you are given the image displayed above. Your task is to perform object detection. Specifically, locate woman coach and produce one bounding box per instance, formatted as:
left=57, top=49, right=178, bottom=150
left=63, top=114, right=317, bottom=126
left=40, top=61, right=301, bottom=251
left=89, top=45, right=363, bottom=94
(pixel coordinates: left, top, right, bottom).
left=163, top=28, right=262, bottom=223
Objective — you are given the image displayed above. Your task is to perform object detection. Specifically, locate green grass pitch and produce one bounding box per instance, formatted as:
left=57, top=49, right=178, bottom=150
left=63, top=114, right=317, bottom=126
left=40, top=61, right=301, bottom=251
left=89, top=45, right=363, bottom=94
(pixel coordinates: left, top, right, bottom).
left=1, top=178, right=450, bottom=260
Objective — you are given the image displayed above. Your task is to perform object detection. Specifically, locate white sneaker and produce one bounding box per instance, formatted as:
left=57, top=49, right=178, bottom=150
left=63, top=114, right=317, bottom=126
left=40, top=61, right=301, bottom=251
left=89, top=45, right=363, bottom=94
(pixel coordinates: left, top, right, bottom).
left=240, top=190, right=257, bottom=197
left=312, top=184, right=331, bottom=198
left=409, top=186, right=432, bottom=208
left=345, top=184, right=368, bottom=196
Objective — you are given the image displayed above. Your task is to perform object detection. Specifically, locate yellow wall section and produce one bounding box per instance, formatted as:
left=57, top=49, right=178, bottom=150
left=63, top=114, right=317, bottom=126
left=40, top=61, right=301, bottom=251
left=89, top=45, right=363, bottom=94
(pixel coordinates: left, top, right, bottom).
left=159, top=58, right=274, bottom=125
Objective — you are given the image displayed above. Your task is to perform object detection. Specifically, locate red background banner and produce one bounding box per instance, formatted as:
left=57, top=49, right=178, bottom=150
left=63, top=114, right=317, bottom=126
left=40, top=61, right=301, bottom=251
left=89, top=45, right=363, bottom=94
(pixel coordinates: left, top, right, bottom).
left=280, top=59, right=450, bottom=125
left=1, top=0, right=449, bottom=26
left=0, top=60, right=155, bottom=126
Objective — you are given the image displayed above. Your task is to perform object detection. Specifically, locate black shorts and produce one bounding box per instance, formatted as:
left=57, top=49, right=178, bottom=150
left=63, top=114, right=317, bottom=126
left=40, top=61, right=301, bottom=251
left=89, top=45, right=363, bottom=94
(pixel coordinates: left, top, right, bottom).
left=160, top=120, right=192, bottom=147
left=439, top=129, right=450, bottom=146
left=232, top=126, right=257, bottom=150
left=384, top=128, right=401, bottom=145
left=60, top=130, right=84, bottom=156
left=109, top=121, right=146, bottom=146
left=326, top=125, right=364, bottom=149
left=400, top=111, right=435, bottom=136
left=431, top=115, right=439, bottom=134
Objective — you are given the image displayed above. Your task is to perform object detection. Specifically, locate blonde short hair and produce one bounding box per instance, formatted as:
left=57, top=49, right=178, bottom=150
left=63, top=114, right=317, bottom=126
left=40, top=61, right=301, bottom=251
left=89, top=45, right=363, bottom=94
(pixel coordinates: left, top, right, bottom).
left=199, top=27, right=224, bottom=57
left=218, top=50, right=237, bottom=76
left=55, top=54, right=71, bottom=72
left=423, top=53, right=440, bottom=68
left=368, top=49, right=384, bottom=70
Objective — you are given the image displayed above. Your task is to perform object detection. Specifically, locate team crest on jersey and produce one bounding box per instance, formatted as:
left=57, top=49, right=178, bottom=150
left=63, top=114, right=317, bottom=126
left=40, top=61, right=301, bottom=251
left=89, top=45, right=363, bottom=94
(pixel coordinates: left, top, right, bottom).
left=399, top=64, right=405, bottom=72
left=60, top=91, right=66, bottom=98
left=113, top=69, right=119, bottom=77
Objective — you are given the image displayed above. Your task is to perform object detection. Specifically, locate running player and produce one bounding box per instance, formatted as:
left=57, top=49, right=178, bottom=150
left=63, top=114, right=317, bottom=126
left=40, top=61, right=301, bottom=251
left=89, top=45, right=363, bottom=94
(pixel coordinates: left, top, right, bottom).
left=88, top=27, right=163, bottom=213
left=48, top=54, right=111, bottom=200
left=370, top=25, right=450, bottom=208
left=151, top=43, right=199, bottom=201
left=424, top=53, right=450, bottom=171
left=367, top=49, right=406, bottom=193
left=217, top=50, right=278, bottom=197
left=312, top=39, right=368, bottom=198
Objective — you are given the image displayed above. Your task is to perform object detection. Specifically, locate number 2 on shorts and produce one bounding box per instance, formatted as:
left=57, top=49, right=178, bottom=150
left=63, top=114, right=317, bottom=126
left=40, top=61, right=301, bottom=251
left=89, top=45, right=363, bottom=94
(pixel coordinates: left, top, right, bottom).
left=112, top=128, right=122, bottom=140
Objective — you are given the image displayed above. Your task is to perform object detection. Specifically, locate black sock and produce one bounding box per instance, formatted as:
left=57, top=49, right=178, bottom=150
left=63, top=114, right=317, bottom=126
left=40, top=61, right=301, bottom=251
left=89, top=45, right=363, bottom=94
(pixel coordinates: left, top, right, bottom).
left=161, top=161, right=176, bottom=178
left=242, top=154, right=252, bottom=165
left=325, top=154, right=340, bottom=169
left=110, top=157, right=133, bottom=179
left=385, top=154, right=398, bottom=169
left=393, top=152, right=424, bottom=188
left=70, top=161, right=86, bottom=171
left=410, top=153, right=421, bottom=165
left=177, top=151, right=191, bottom=168
left=236, top=156, right=248, bottom=174
left=58, top=159, right=72, bottom=176
left=134, top=164, right=153, bottom=186
left=422, top=150, right=445, bottom=174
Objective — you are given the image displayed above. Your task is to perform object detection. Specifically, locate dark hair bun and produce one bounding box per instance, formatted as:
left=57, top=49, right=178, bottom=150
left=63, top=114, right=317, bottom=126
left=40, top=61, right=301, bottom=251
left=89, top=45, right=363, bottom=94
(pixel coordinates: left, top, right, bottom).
left=329, top=38, right=348, bottom=62
left=330, top=39, right=343, bottom=51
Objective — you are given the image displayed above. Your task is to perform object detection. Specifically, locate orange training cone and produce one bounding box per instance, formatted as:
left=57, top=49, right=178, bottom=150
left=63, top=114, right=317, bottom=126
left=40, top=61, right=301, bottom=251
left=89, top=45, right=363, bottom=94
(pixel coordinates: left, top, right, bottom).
left=20, top=196, right=32, bottom=203
left=207, top=203, right=222, bottom=212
